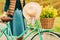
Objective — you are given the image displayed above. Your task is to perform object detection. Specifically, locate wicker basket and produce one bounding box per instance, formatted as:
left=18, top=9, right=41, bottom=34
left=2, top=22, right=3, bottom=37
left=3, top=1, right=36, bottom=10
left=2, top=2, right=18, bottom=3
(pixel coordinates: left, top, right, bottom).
left=40, top=18, right=55, bottom=29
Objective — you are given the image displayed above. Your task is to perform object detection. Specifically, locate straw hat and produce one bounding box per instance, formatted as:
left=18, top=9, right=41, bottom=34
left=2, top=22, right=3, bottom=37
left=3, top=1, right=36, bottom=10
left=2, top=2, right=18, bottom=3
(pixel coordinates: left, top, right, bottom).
left=23, top=2, right=42, bottom=20
left=23, top=2, right=42, bottom=26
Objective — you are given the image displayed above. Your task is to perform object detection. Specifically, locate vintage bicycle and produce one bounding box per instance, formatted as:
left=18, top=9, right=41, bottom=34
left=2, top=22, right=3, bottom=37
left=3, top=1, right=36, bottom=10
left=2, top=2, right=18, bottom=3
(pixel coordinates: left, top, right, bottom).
left=0, top=19, right=60, bottom=40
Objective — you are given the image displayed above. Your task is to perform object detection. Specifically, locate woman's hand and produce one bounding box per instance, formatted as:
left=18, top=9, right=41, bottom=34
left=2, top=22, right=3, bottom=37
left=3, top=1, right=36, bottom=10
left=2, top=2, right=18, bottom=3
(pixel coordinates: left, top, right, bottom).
left=0, top=12, right=7, bottom=19
left=0, top=12, right=13, bottom=22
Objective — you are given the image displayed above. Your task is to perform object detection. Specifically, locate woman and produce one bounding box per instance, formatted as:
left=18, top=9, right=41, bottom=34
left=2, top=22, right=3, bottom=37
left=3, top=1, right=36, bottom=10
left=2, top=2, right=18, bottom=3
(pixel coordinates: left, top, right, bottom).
left=1, top=0, right=26, bottom=40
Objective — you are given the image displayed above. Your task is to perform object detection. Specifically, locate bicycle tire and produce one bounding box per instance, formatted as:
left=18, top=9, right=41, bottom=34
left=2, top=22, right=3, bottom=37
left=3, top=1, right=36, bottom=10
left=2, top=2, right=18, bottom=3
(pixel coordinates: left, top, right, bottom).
left=31, top=31, right=60, bottom=40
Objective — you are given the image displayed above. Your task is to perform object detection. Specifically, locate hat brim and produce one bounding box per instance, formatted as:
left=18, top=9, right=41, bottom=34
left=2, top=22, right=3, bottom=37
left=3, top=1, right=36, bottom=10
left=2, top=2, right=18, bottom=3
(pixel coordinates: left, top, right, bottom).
left=23, top=2, right=42, bottom=20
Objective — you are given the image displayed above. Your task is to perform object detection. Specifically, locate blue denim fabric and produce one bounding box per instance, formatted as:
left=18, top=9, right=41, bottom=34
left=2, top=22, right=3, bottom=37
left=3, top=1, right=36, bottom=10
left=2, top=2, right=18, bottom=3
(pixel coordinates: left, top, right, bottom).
left=7, top=9, right=26, bottom=36
left=13, top=9, right=26, bottom=36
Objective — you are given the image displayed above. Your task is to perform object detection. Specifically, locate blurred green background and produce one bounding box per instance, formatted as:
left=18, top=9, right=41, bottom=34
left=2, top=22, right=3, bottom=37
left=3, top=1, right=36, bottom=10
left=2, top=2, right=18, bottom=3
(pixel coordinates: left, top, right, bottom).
left=0, top=0, right=60, bottom=33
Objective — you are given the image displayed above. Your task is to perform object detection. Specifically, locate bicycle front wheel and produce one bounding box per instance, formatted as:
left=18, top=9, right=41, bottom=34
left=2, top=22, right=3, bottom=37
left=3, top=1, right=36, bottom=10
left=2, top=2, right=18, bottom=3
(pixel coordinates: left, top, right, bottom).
left=31, top=31, right=60, bottom=40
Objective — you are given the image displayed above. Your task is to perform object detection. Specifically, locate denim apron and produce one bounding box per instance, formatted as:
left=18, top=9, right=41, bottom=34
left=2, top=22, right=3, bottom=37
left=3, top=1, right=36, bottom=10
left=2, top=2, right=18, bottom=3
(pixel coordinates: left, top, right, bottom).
left=9, top=9, right=26, bottom=36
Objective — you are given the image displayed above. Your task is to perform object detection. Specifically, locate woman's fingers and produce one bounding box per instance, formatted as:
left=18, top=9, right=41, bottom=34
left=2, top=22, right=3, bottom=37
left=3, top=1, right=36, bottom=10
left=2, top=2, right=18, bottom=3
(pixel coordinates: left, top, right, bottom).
left=1, top=17, right=13, bottom=22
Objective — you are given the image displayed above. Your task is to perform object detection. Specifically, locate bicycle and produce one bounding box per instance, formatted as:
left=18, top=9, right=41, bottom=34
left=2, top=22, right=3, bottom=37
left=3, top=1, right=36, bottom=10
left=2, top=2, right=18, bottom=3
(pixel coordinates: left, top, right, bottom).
left=0, top=19, right=60, bottom=40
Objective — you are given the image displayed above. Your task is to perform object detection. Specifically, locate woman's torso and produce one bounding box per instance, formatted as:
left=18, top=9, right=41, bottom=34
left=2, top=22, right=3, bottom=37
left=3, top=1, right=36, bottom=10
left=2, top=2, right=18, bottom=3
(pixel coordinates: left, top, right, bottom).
left=15, top=0, right=22, bottom=10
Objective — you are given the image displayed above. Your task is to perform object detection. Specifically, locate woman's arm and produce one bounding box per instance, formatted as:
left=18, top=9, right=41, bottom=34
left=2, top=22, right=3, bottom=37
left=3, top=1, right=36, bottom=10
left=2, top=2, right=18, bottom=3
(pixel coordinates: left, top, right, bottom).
left=0, top=0, right=10, bottom=20
left=0, top=0, right=13, bottom=21
left=20, top=0, right=25, bottom=8
left=4, top=0, right=10, bottom=12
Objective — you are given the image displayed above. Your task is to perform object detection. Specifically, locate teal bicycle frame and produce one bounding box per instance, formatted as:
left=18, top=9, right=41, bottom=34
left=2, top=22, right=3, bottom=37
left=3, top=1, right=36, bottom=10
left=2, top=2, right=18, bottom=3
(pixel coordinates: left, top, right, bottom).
left=0, top=20, right=43, bottom=40
left=0, top=22, right=14, bottom=40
